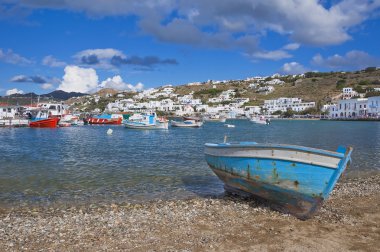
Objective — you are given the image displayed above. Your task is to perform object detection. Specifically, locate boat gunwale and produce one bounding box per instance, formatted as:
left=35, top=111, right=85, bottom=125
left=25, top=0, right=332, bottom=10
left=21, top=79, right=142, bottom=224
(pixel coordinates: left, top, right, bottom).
left=205, top=142, right=345, bottom=159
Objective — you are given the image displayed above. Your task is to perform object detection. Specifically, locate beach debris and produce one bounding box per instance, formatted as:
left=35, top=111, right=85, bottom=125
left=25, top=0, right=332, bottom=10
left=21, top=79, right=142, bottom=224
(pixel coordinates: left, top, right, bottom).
left=107, top=128, right=113, bottom=135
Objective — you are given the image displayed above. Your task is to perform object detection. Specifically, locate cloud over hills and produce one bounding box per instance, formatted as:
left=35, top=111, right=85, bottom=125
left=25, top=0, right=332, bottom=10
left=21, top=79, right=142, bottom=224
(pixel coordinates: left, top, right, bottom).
left=57, top=65, right=145, bottom=93
left=312, top=50, right=380, bottom=70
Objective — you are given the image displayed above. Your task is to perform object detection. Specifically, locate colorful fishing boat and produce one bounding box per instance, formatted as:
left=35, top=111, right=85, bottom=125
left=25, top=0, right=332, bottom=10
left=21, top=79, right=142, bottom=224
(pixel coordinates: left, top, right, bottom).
left=85, top=114, right=123, bottom=125
left=29, top=110, right=59, bottom=128
left=204, top=142, right=353, bottom=219
left=124, top=113, right=168, bottom=129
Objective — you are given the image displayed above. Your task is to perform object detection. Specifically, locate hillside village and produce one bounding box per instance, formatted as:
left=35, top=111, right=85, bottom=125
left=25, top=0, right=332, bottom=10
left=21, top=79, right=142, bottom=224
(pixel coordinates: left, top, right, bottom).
left=1, top=67, right=380, bottom=120
left=64, top=67, right=380, bottom=119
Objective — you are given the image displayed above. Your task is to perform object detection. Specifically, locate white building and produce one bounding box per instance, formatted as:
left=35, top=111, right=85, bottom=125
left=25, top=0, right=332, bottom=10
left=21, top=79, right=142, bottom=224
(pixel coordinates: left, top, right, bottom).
left=244, top=106, right=261, bottom=116
left=158, top=99, right=174, bottom=112
left=265, top=79, right=285, bottom=85
left=174, top=105, right=195, bottom=116
left=208, top=89, right=236, bottom=103
left=368, top=96, right=380, bottom=117
left=342, top=87, right=358, bottom=100
left=263, top=98, right=315, bottom=114
left=257, top=86, right=274, bottom=94
left=329, top=98, right=368, bottom=118
left=249, top=83, right=259, bottom=89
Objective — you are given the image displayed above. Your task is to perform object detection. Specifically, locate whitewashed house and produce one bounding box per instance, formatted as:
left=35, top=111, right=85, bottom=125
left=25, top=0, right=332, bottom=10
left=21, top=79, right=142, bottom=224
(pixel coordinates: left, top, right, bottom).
left=342, top=88, right=358, bottom=100
left=208, top=97, right=223, bottom=103
left=257, top=86, right=274, bottom=94
left=232, top=98, right=249, bottom=106
left=368, top=96, right=380, bottom=117
left=159, top=99, right=174, bottom=112
left=249, top=83, right=259, bottom=89
left=329, top=98, right=368, bottom=118
left=174, top=105, right=195, bottom=116
left=244, top=106, right=261, bottom=116
left=220, top=90, right=236, bottom=101
left=265, top=79, right=285, bottom=85
left=263, top=98, right=315, bottom=114
left=195, top=104, right=209, bottom=112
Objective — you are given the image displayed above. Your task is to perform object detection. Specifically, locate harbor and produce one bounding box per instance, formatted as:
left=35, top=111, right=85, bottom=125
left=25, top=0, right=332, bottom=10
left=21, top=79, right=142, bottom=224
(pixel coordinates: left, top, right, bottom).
left=1, top=1, right=380, bottom=250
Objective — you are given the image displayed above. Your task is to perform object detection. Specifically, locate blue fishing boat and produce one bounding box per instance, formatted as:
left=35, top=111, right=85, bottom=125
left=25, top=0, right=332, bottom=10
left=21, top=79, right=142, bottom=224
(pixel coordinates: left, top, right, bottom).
left=204, top=142, right=353, bottom=219
left=124, top=113, right=168, bottom=129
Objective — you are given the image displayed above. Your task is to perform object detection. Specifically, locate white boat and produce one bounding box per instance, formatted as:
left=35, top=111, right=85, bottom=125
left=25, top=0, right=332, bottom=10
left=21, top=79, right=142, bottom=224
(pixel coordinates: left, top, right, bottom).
left=250, top=116, right=270, bottom=125
left=0, top=105, right=29, bottom=127
left=204, top=114, right=226, bottom=123
left=60, top=114, right=82, bottom=126
left=171, top=119, right=203, bottom=127
left=124, top=113, right=168, bottom=129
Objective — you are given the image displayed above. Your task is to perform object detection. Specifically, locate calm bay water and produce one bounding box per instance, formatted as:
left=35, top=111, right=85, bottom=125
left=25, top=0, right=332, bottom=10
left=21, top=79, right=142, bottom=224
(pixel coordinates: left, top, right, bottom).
left=0, top=120, right=379, bottom=207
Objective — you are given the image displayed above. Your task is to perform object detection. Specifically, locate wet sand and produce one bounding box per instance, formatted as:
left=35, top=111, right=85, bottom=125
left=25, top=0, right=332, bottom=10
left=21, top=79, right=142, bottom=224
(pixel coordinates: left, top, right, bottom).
left=1, top=174, right=379, bottom=251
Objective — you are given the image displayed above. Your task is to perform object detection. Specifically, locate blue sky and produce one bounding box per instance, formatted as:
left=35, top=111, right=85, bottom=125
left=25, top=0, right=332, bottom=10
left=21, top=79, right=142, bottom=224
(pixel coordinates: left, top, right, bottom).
left=0, top=0, right=380, bottom=95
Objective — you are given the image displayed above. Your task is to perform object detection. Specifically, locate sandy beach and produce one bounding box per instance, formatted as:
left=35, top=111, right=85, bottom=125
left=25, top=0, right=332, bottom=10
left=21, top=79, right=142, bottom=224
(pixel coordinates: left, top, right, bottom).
left=1, top=174, right=379, bottom=251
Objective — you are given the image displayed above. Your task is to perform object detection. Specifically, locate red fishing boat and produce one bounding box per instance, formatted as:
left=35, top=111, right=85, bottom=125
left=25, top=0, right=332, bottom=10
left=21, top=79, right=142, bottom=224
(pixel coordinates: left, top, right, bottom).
left=29, top=110, right=60, bottom=128
left=85, top=114, right=123, bottom=125
left=29, top=117, right=60, bottom=128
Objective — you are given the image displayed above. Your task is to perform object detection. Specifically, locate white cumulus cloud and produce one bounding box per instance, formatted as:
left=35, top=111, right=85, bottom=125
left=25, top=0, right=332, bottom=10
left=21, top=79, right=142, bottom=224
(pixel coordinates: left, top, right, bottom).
left=100, top=75, right=144, bottom=91
left=280, top=62, right=308, bottom=75
left=6, top=88, right=24, bottom=96
left=58, top=65, right=99, bottom=93
left=311, top=50, right=380, bottom=70
left=250, top=50, right=292, bottom=61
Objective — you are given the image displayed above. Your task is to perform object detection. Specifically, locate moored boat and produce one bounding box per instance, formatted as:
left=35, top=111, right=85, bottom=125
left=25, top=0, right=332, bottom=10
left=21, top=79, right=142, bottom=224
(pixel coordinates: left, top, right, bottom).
left=124, top=113, right=168, bottom=130
left=0, top=105, right=29, bottom=127
left=204, top=142, right=353, bottom=219
left=250, top=116, right=270, bottom=125
left=203, top=114, right=227, bottom=123
left=29, top=110, right=59, bottom=128
left=86, top=114, right=123, bottom=125
left=171, top=119, right=203, bottom=127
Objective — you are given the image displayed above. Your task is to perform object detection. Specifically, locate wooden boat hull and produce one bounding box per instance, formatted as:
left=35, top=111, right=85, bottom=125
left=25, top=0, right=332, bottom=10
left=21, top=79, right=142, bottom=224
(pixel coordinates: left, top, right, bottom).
left=29, top=117, right=59, bottom=128
left=204, top=142, right=352, bottom=219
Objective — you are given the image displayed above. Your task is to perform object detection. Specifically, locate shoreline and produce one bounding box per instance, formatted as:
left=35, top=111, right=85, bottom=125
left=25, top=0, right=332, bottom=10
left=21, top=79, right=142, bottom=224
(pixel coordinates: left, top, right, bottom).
left=1, top=174, right=379, bottom=251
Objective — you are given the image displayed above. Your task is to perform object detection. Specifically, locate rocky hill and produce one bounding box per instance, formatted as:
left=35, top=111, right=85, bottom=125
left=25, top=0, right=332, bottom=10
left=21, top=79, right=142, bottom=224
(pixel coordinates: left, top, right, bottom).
left=174, top=67, right=380, bottom=106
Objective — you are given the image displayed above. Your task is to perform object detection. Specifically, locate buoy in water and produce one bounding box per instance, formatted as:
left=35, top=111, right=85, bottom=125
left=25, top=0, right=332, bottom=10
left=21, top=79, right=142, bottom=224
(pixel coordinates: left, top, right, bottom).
left=107, top=128, right=113, bottom=135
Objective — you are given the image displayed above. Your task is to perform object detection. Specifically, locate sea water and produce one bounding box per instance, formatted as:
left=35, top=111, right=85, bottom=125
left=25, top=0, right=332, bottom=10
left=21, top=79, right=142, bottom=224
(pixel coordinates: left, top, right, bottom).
left=0, top=120, right=379, bottom=207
